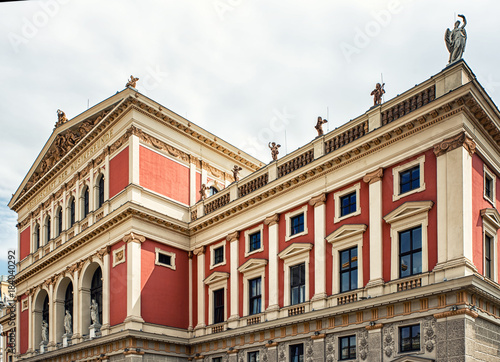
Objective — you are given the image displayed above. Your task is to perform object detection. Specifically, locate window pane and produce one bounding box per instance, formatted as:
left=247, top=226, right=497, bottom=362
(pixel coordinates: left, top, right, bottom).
left=351, top=248, right=358, bottom=268
left=400, top=230, right=411, bottom=253
left=350, top=269, right=358, bottom=290
left=340, top=272, right=350, bottom=293
left=412, top=227, right=422, bottom=249
left=412, top=251, right=422, bottom=274
left=340, top=250, right=350, bottom=270
left=400, top=255, right=411, bottom=277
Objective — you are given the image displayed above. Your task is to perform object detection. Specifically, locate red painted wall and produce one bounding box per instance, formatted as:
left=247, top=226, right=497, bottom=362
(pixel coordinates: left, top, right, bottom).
left=238, top=223, right=269, bottom=316
left=278, top=203, right=314, bottom=307
left=381, top=149, right=438, bottom=281
left=471, top=154, right=499, bottom=277
left=325, top=179, right=370, bottom=292
left=20, top=295, right=28, bottom=354
left=109, top=147, right=129, bottom=198
left=195, top=172, right=202, bottom=203
left=19, top=227, right=30, bottom=260
left=192, top=252, right=198, bottom=327
left=141, top=240, right=189, bottom=328
left=139, top=146, right=190, bottom=205
left=205, top=238, right=230, bottom=324
left=110, top=241, right=127, bottom=326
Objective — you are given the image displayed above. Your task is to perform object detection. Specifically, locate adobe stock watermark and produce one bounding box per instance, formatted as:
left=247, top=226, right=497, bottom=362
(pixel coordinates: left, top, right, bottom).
left=340, top=0, right=403, bottom=63
left=8, top=0, right=71, bottom=54
left=483, top=74, right=500, bottom=94
left=134, top=65, right=169, bottom=96
left=239, top=107, right=294, bottom=159
left=213, top=0, right=245, bottom=21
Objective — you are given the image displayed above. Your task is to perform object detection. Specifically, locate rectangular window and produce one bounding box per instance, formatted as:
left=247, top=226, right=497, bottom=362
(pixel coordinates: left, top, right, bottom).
left=485, top=174, right=493, bottom=200
left=339, top=335, right=356, bottom=360
left=289, top=344, right=304, bottom=362
left=158, top=253, right=172, bottom=267
left=340, top=247, right=358, bottom=293
left=212, top=358, right=222, bottom=362
left=248, top=351, right=259, bottom=362
left=213, top=289, right=224, bottom=324
left=249, top=277, right=262, bottom=315
left=249, top=232, right=261, bottom=252
left=485, top=234, right=492, bottom=279
left=399, top=226, right=422, bottom=278
left=214, top=246, right=224, bottom=265
left=400, top=165, right=420, bottom=195
left=340, top=192, right=357, bottom=217
left=290, top=213, right=304, bottom=236
left=400, top=325, right=420, bottom=352
left=290, top=263, right=305, bottom=305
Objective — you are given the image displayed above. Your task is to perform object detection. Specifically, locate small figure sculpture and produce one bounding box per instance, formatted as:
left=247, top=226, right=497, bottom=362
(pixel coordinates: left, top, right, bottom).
left=232, top=165, right=242, bottom=182
left=55, top=109, right=68, bottom=128
left=41, top=320, right=48, bottom=344
left=269, top=142, right=281, bottom=161
left=64, top=310, right=72, bottom=335
left=90, top=299, right=100, bottom=326
left=371, top=83, right=385, bottom=106
left=126, top=75, right=139, bottom=88
left=445, top=14, right=467, bottom=64
left=315, top=116, right=328, bottom=137
left=199, top=183, right=207, bottom=200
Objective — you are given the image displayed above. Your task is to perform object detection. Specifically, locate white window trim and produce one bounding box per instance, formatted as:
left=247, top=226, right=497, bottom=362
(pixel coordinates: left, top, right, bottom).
left=392, top=155, right=426, bottom=201
left=278, top=243, right=313, bottom=306
left=155, top=247, right=176, bottom=270
left=112, top=245, right=126, bottom=268
left=334, top=183, right=361, bottom=223
left=481, top=208, right=500, bottom=282
left=244, top=225, right=264, bottom=257
left=210, top=239, right=227, bottom=270
left=285, top=205, right=309, bottom=242
left=326, top=224, right=366, bottom=295
left=384, top=201, right=433, bottom=281
left=204, top=272, right=229, bottom=325
left=238, top=259, right=267, bottom=316
left=397, top=322, right=422, bottom=355
left=483, top=165, right=496, bottom=206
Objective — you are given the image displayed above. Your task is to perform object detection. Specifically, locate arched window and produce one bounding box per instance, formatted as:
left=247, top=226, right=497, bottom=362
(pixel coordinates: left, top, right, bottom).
left=44, top=216, right=51, bottom=244
left=83, top=186, right=89, bottom=219
left=97, top=174, right=105, bottom=209
left=69, top=197, right=75, bottom=228
left=90, top=268, right=102, bottom=325
left=34, top=224, right=40, bottom=251
left=42, top=294, right=49, bottom=329
left=208, top=186, right=218, bottom=197
left=56, top=207, right=63, bottom=237
left=64, top=282, right=73, bottom=317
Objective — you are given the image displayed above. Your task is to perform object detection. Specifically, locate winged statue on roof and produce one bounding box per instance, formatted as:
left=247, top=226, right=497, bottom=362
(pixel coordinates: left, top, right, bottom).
left=445, top=14, right=467, bottom=64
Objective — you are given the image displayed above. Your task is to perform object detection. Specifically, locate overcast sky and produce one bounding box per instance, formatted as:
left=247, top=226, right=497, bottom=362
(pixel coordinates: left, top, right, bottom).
left=1, top=0, right=499, bottom=275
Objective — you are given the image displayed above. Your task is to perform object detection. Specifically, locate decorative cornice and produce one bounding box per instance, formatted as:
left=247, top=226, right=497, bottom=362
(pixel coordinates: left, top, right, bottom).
left=308, top=193, right=326, bottom=207
left=226, top=231, right=239, bottom=243
left=433, top=131, right=476, bottom=157
left=123, top=232, right=146, bottom=244
left=193, top=246, right=205, bottom=256
left=433, top=308, right=478, bottom=319
left=365, top=323, right=383, bottom=330
left=264, top=214, right=279, bottom=226
left=363, top=168, right=384, bottom=184
left=132, top=126, right=190, bottom=163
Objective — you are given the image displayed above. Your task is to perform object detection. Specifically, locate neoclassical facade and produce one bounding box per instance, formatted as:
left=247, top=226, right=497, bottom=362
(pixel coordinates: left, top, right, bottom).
left=10, top=60, right=500, bottom=362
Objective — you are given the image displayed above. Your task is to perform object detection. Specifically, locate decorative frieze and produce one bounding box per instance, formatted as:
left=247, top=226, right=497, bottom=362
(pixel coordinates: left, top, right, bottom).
left=264, top=214, right=279, bottom=226
left=308, top=193, right=326, bottom=207
left=123, top=232, right=146, bottom=244
left=226, top=231, right=239, bottom=243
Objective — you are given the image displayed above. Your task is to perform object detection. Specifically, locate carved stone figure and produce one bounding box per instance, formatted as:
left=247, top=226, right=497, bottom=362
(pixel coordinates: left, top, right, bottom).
left=269, top=142, right=281, bottom=161
left=371, top=83, right=385, bottom=106
left=199, top=184, right=207, bottom=200
left=126, top=75, right=139, bottom=88
left=55, top=109, right=68, bottom=128
left=445, top=14, right=467, bottom=64
left=64, top=310, right=72, bottom=335
left=232, top=165, right=243, bottom=181
left=41, top=320, right=48, bottom=344
left=315, top=116, right=328, bottom=136
left=90, top=299, right=100, bottom=326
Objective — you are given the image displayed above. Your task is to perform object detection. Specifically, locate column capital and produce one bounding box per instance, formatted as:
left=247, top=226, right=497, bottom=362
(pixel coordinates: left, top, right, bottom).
left=308, top=193, right=326, bottom=207
left=226, top=231, right=239, bottom=242
left=264, top=214, right=279, bottom=226
left=433, top=131, right=476, bottom=157
left=123, top=232, right=146, bottom=244
left=193, top=246, right=205, bottom=256
left=363, top=168, right=384, bottom=184
left=95, top=246, right=110, bottom=262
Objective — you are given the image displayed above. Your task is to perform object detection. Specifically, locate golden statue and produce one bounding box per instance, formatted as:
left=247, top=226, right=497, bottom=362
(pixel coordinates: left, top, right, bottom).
left=126, top=75, right=139, bottom=88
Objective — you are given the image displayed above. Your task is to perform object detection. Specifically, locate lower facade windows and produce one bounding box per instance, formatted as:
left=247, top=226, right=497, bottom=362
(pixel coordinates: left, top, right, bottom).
left=289, top=343, right=304, bottom=362
left=339, top=335, right=356, bottom=360
left=212, top=358, right=222, bottom=362
left=248, top=351, right=259, bottom=362
left=213, top=289, right=224, bottom=324
left=290, top=263, right=305, bottom=305
left=340, top=247, right=358, bottom=293
left=399, top=226, right=422, bottom=278
left=400, top=324, right=420, bottom=352
left=249, top=277, right=262, bottom=315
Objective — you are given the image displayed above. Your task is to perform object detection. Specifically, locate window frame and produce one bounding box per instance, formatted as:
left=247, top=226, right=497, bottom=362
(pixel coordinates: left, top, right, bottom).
left=44, top=215, right=51, bottom=244
left=334, top=183, right=361, bottom=223
left=238, top=259, right=267, bottom=317
left=278, top=243, right=312, bottom=306
left=289, top=343, right=304, bottom=362
left=33, top=223, right=40, bottom=251
left=392, top=155, right=426, bottom=201
left=244, top=224, right=264, bottom=257
left=483, top=165, right=496, bottom=206
left=56, top=206, right=63, bottom=237
left=285, top=205, right=309, bottom=241
left=248, top=277, right=262, bottom=316
left=204, top=272, right=229, bottom=325
left=399, top=324, right=421, bottom=353
left=398, top=226, right=423, bottom=278
left=339, top=334, right=356, bottom=360
left=97, top=173, right=105, bottom=209
left=290, top=262, right=306, bottom=306
left=82, top=185, right=90, bottom=219
left=339, top=246, right=358, bottom=294
left=481, top=208, right=500, bottom=282
left=155, top=248, right=176, bottom=270
left=209, top=240, right=227, bottom=269
left=213, top=288, right=225, bottom=325
left=247, top=350, right=259, bottom=362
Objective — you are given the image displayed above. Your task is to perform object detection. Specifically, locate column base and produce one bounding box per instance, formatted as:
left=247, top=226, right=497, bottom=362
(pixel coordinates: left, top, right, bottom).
left=433, top=257, right=477, bottom=282
left=124, top=315, right=144, bottom=331
left=311, top=293, right=328, bottom=310
left=227, top=315, right=240, bottom=329
left=194, top=323, right=206, bottom=337
left=365, top=278, right=385, bottom=296
left=266, top=304, right=280, bottom=321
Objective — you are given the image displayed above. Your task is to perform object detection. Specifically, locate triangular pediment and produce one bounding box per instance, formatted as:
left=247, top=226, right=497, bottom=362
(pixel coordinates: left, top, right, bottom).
left=481, top=208, right=500, bottom=229
left=204, top=271, right=229, bottom=285
left=326, top=224, right=367, bottom=244
left=278, top=243, right=313, bottom=260
left=392, top=356, right=435, bottom=362
left=238, top=259, right=268, bottom=274
left=384, top=201, right=434, bottom=224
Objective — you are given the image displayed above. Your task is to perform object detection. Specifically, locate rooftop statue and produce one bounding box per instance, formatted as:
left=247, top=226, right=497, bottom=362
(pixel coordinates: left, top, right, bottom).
left=126, top=75, right=139, bottom=88
left=269, top=142, right=281, bottom=161
left=445, top=14, right=467, bottom=64
left=315, top=116, right=328, bottom=137
left=55, top=109, right=68, bottom=128
left=371, top=83, right=385, bottom=106
left=232, top=165, right=242, bottom=181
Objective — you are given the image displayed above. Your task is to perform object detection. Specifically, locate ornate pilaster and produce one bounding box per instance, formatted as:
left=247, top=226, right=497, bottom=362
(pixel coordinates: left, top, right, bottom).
left=193, top=246, right=206, bottom=335
left=265, top=214, right=280, bottom=319
left=123, top=232, right=145, bottom=327
left=433, top=131, right=476, bottom=157
left=227, top=231, right=240, bottom=327
left=309, top=194, right=327, bottom=309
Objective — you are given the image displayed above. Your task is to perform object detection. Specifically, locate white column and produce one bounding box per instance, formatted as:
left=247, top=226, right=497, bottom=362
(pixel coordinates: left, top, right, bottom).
left=227, top=232, right=239, bottom=328
left=265, top=214, right=279, bottom=320
left=101, top=248, right=110, bottom=335
left=364, top=168, right=384, bottom=295
left=48, top=283, right=55, bottom=349
left=88, top=162, right=95, bottom=215
left=310, top=194, right=327, bottom=309
left=436, top=152, right=448, bottom=266
left=194, top=246, right=206, bottom=335
left=72, top=268, right=81, bottom=341
left=123, top=233, right=145, bottom=328
left=104, top=150, right=110, bottom=215
left=128, top=135, right=141, bottom=204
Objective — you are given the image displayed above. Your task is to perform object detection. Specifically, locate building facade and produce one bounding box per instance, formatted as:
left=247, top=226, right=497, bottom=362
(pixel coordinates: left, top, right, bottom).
left=9, top=60, right=500, bottom=362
